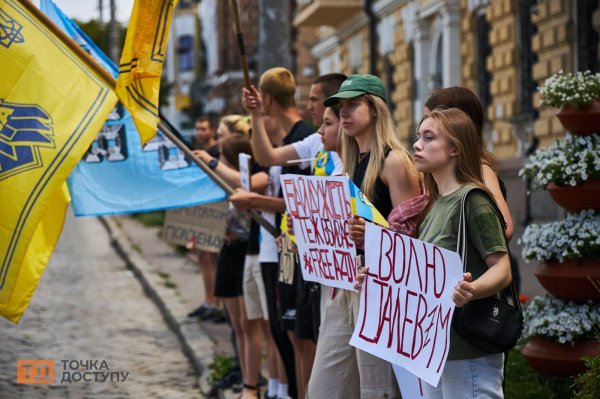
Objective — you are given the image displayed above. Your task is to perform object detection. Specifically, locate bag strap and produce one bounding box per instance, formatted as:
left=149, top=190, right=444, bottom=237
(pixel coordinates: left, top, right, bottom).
left=456, top=187, right=522, bottom=315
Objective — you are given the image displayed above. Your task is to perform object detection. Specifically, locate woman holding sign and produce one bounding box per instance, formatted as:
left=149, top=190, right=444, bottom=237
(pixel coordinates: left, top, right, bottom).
left=312, top=75, right=420, bottom=399
left=411, top=108, right=511, bottom=398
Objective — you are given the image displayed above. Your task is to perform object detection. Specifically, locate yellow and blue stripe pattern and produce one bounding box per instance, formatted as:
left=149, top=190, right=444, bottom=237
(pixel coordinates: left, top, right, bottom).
left=348, top=179, right=389, bottom=227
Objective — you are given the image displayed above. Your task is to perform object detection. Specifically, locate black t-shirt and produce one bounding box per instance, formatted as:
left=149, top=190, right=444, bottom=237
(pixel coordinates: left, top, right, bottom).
left=352, top=148, right=393, bottom=219
left=208, top=143, right=220, bottom=158
left=281, top=120, right=314, bottom=176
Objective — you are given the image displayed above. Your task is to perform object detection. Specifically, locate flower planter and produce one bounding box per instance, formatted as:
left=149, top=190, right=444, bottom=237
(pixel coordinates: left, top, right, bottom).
left=522, top=336, right=599, bottom=378
left=556, top=101, right=600, bottom=135
left=535, top=259, right=600, bottom=301
left=547, top=179, right=600, bottom=212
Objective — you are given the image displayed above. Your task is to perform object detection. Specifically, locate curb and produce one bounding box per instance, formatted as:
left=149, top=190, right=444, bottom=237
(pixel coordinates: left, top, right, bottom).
left=99, top=216, right=224, bottom=398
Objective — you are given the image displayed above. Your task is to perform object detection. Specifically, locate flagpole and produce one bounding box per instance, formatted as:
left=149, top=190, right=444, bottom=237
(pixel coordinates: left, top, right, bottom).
left=229, top=0, right=251, bottom=88
left=21, top=0, right=279, bottom=238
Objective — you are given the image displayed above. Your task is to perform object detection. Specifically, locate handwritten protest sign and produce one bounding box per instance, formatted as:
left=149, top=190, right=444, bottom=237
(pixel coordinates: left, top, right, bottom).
left=162, top=201, right=228, bottom=253
left=280, top=174, right=357, bottom=290
left=350, top=222, right=463, bottom=387
left=393, top=364, right=427, bottom=398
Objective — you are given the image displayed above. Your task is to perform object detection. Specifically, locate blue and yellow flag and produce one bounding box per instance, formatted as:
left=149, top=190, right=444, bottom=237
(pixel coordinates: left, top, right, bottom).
left=115, top=0, right=179, bottom=145
left=0, top=0, right=117, bottom=323
left=348, top=179, right=389, bottom=227
left=41, top=0, right=226, bottom=216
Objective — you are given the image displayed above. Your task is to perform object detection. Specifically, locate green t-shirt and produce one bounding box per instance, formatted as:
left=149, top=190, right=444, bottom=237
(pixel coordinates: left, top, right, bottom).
left=418, top=184, right=507, bottom=360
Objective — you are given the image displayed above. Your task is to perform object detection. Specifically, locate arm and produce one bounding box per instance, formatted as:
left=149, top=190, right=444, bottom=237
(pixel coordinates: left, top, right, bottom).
left=229, top=188, right=287, bottom=213
left=381, top=150, right=421, bottom=207
left=193, top=150, right=268, bottom=193
left=482, top=164, right=514, bottom=241
left=241, top=85, right=300, bottom=166
left=453, top=251, right=512, bottom=306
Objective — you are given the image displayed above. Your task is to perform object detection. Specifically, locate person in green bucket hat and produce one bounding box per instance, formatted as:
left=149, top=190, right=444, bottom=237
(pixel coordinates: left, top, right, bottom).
left=307, top=74, right=421, bottom=399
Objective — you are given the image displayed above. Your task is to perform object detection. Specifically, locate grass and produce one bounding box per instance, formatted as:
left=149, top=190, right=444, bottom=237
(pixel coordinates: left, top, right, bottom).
left=158, top=272, right=170, bottom=279
left=130, top=211, right=165, bottom=227
left=505, top=344, right=574, bottom=399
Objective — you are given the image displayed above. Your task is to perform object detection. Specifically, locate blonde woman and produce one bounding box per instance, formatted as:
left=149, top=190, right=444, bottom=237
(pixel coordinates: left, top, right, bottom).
left=218, top=114, right=251, bottom=141
left=317, top=74, right=420, bottom=399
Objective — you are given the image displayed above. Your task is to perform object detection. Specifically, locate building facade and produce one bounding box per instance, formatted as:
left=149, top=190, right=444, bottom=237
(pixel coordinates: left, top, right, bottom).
left=294, top=0, right=600, bottom=226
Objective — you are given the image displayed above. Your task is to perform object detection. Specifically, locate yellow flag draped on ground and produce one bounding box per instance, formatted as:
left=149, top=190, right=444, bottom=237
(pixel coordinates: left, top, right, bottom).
left=115, top=0, right=179, bottom=145
left=0, top=0, right=117, bottom=323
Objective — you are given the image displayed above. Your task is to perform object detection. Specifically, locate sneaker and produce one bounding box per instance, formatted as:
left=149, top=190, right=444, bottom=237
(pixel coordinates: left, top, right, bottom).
left=187, top=304, right=210, bottom=318
left=256, top=374, right=267, bottom=387
left=214, top=367, right=241, bottom=389
left=231, top=380, right=243, bottom=393
left=207, top=308, right=227, bottom=323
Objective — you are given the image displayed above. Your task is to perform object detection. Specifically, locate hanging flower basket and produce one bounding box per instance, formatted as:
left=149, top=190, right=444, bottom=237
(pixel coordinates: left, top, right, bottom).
left=519, top=133, right=600, bottom=192
left=556, top=100, right=600, bottom=135
left=535, top=259, right=600, bottom=301
left=522, top=336, right=599, bottom=378
left=520, top=210, right=600, bottom=264
left=522, top=295, right=600, bottom=378
left=547, top=178, right=600, bottom=212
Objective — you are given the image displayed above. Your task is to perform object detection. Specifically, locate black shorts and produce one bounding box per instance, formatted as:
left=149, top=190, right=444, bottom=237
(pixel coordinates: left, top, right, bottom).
left=214, top=240, right=247, bottom=298
left=261, top=262, right=296, bottom=331
left=294, top=264, right=321, bottom=342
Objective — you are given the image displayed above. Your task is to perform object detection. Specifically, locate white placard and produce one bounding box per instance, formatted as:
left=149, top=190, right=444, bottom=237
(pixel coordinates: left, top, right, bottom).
left=239, top=153, right=252, bottom=192
left=279, top=174, right=357, bottom=291
left=350, top=222, right=463, bottom=387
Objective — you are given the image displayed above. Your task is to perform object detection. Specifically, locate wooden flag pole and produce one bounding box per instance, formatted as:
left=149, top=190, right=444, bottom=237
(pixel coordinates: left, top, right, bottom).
left=229, top=0, right=251, bottom=88
left=21, top=0, right=279, bottom=237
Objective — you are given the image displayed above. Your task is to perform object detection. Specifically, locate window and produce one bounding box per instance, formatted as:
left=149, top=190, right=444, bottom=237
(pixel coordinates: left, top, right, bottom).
left=178, top=35, right=194, bottom=72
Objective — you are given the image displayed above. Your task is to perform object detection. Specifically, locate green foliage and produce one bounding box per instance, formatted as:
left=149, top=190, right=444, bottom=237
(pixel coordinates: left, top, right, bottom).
left=573, top=342, right=600, bottom=399
left=130, top=211, right=165, bottom=227
left=504, top=345, right=574, bottom=399
left=206, top=354, right=234, bottom=387
left=75, top=19, right=127, bottom=59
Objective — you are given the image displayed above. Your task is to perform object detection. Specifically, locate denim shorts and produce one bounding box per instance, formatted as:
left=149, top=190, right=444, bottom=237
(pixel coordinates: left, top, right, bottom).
left=423, top=353, right=504, bottom=399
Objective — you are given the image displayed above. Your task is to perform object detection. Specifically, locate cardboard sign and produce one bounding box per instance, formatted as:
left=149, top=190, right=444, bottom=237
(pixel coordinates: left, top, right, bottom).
left=279, top=174, right=357, bottom=291
left=350, top=222, right=463, bottom=387
left=162, top=201, right=228, bottom=253
left=279, top=233, right=296, bottom=285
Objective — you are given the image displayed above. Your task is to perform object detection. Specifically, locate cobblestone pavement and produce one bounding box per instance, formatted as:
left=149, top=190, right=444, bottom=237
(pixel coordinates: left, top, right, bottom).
left=0, top=212, right=201, bottom=398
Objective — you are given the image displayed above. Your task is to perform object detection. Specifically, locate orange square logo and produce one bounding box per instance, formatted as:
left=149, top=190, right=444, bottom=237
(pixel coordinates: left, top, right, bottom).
left=16, top=360, right=54, bottom=384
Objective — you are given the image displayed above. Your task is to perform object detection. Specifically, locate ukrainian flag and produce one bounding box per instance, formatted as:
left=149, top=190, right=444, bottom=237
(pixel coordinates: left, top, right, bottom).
left=115, top=0, right=179, bottom=145
left=348, top=179, right=389, bottom=227
left=0, top=0, right=117, bottom=323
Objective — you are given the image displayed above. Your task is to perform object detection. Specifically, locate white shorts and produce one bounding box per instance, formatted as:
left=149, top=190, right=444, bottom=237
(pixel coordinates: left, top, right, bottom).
left=242, top=254, right=269, bottom=320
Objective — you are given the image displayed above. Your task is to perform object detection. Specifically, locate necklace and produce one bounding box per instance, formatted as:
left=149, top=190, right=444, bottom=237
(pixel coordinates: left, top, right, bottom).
left=358, top=152, right=369, bottom=163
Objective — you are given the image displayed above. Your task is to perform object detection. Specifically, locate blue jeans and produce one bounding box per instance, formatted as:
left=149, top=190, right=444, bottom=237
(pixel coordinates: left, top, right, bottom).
left=423, top=354, right=504, bottom=399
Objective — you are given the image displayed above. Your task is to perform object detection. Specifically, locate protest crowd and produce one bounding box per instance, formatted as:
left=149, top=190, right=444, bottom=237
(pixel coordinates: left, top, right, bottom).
left=185, top=66, right=518, bottom=399
left=1, top=2, right=530, bottom=398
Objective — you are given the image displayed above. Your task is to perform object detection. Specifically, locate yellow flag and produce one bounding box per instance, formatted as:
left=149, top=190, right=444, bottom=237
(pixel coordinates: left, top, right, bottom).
left=115, top=0, right=179, bottom=145
left=0, top=0, right=117, bottom=323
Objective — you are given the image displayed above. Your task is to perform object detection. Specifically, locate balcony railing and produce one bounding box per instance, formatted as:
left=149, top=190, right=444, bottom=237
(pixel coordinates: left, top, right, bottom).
left=294, top=0, right=363, bottom=28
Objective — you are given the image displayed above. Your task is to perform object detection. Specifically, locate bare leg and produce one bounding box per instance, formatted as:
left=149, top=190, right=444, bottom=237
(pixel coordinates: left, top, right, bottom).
left=289, top=332, right=312, bottom=399
left=241, top=298, right=263, bottom=391
left=198, top=250, right=219, bottom=307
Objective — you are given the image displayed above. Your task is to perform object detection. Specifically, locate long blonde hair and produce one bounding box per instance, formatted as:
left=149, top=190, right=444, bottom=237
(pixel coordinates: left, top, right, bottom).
left=340, top=94, right=417, bottom=200
left=421, top=108, right=492, bottom=205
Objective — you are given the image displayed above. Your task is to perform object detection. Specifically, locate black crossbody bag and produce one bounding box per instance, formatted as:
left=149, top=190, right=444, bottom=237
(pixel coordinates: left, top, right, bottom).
left=452, top=188, right=524, bottom=353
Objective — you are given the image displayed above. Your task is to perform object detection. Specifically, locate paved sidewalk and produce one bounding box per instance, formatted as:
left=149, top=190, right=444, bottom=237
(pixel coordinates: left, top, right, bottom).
left=100, top=215, right=238, bottom=399
left=101, top=213, right=546, bottom=399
